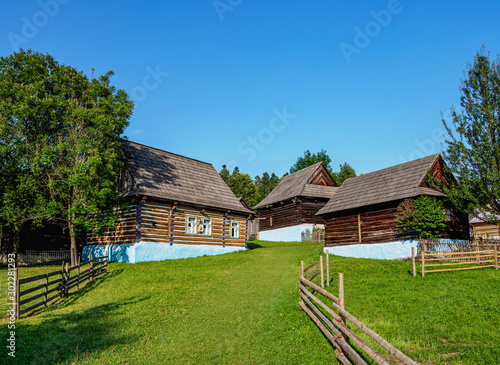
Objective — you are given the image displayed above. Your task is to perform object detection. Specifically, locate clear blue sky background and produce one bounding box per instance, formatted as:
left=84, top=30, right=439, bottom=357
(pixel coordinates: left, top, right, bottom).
left=2, top=1, right=500, bottom=178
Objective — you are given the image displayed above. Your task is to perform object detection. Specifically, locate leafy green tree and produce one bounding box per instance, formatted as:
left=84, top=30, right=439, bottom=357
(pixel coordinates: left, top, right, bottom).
left=333, top=162, right=356, bottom=185
left=395, top=196, right=447, bottom=239
left=0, top=50, right=133, bottom=265
left=289, top=149, right=332, bottom=174
left=442, top=47, right=500, bottom=221
left=227, top=168, right=257, bottom=208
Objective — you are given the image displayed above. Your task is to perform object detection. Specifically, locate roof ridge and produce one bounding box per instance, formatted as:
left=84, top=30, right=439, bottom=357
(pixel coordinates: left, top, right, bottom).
left=122, top=139, right=213, bottom=166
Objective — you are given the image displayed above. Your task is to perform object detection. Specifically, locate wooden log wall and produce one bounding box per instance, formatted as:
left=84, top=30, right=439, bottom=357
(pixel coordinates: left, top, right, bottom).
left=471, top=223, right=500, bottom=239
left=88, top=200, right=248, bottom=247
left=325, top=202, right=471, bottom=247
left=259, top=198, right=328, bottom=232
left=87, top=204, right=139, bottom=245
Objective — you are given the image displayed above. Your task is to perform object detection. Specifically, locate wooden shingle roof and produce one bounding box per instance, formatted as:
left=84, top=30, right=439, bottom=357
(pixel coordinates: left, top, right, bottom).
left=119, top=140, right=253, bottom=215
left=317, top=154, right=446, bottom=216
left=254, top=163, right=338, bottom=209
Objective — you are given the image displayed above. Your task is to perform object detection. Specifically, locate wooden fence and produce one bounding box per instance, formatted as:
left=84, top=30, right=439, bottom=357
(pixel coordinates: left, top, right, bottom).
left=13, top=253, right=108, bottom=319
left=300, top=255, right=417, bottom=365
left=412, top=239, right=499, bottom=277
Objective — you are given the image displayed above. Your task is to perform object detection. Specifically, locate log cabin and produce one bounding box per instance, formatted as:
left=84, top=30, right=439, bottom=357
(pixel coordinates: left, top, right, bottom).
left=254, top=162, right=338, bottom=241
left=469, top=210, right=500, bottom=239
left=316, top=154, right=470, bottom=259
left=83, top=140, right=254, bottom=263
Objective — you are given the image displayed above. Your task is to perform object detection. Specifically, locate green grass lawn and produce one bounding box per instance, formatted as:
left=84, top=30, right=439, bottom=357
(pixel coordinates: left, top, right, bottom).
left=0, top=241, right=499, bottom=364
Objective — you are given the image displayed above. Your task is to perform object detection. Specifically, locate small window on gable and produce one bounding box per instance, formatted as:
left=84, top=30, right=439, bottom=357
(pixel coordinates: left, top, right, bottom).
left=200, top=217, right=212, bottom=236
left=230, top=221, right=240, bottom=238
left=186, top=215, right=197, bottom=235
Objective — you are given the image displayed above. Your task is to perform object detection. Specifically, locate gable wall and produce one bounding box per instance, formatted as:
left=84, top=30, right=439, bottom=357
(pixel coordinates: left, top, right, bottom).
left=258, top=198, right=327, bottom=232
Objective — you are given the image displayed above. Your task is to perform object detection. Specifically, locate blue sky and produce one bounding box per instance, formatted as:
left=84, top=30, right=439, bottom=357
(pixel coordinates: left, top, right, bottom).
left=3, top=1, right=500, bottom=178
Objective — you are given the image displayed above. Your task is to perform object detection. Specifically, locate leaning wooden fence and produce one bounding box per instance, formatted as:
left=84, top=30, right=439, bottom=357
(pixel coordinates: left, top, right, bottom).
left=412, top=239, right=499, bottom=277
left=300, top=255, right=417, bottom=365
left=13, top=253, right=108, bottom=319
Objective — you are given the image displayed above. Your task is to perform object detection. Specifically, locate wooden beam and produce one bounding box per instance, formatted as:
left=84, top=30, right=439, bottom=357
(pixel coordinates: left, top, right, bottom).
left=358, top=214, right=362, bottom=243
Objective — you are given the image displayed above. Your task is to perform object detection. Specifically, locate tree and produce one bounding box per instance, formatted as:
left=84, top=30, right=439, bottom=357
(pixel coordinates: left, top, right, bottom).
left=442, top=47, right=500, bottom=221
left=333, top=162, right=356, bottom=185
left=219, top=164, right=230, bottom=183
left=289, top=149, right=332, bottom=174
left=254, top=172, right=280, bottom=205
left=0, top=50, right=133, bottom=265
left=227, top=167, right=257, bottom=208
left=395, top=196, right=447, bottom=239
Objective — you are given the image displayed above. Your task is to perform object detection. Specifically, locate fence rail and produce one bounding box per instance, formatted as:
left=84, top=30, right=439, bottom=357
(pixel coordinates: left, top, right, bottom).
left=412, top=240, right=499, bottom=277
left=300, top=255, right=416, bottom=365
left=14, top=253, right=108, bottom=319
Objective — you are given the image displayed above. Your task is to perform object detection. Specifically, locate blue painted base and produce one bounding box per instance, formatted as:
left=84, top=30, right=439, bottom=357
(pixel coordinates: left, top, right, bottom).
left=323, top=240, right=419, bottom=260
left=323, top=239, right=467, bottom=260
left=82, top=241, right=247, bottom=263
left=259, top=224, right=321, bottom=242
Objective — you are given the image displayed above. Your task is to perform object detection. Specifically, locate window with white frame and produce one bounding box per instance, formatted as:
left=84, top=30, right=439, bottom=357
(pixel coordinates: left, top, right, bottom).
left=186, top=215, right=197, bottom=235
left=230, top=221, right=240, bottom=238
left=200, top=217, right=212, bottom=236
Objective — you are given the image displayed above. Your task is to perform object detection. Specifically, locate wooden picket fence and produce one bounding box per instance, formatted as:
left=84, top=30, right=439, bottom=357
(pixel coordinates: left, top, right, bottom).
left=13, top=253, right=108, bottom=319
left=412, top=239, right=499, bottom=277
left=299, top=254, right=417, bottom=365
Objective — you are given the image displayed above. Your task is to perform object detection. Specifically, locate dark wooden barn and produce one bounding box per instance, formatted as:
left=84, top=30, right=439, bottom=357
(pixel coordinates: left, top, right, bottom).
left=317, top=154, right=470, bottom=254
left=254, top=163, right=338, bottom=241
left=85, top=140, right=254, bottom=263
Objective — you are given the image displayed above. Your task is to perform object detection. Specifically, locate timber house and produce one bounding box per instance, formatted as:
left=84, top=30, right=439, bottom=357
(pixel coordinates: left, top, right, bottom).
left=469, top=210, right=500, bottom=239
left=254, top=162, right=338, bottom=241
left=84, top=140, right=254, bottom=263
left=317, top=154, right=470, bottom=259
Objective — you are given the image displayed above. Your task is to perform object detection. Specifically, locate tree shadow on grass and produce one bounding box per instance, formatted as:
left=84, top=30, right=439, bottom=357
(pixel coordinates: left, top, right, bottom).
left=13, top=295, right=149, bottom=365
left=246, top=242, right=263, bottom=250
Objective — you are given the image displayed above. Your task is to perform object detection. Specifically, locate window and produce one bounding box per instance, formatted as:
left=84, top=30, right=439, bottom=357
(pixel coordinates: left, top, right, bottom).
left=200, top=217, right=212, bottom=236
left=186, top=216, right=197, bottom=235
left=445, top=209, right=452, bottom=222
left=230, top=221, right=240, bottom=238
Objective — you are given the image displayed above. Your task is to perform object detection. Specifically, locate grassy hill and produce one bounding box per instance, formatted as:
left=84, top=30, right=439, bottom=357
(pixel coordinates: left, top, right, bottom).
left=1, top=241, right=499, bottom=364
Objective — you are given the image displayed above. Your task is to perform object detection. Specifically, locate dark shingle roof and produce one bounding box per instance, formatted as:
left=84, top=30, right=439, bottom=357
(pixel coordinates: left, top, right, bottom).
left=317, top=154, right=446, bottom=215
left=254, top=163, right=338, bottom=209
left=120, top=140, right=253, bottom=215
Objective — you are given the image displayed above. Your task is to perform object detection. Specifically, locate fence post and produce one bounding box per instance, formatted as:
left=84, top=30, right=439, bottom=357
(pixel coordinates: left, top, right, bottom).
left=421, top=245, right=425, bottom=277
left=64, top=263, right=69, bottom=296
left=301, top=260, right=304, bottom=276
left=412, top=247, right=416, bottom=277
left=494, top=245, right=498, bottom=270
left=326, top=250, right=330, bottom=287
left=44, top=273, right=48, bottom=307
left=60, top=262, right=65, bottom=296
left=14, top=268, right=20, bottom=320
left=105, top=249, right=108, bottom=273
left=320, top=256, right=324, bottom=288
left=338, top=273, right=345, bottom=325
left=475, top=240, right=480, bottom=263
left=89, top=253, right=93, bottom=282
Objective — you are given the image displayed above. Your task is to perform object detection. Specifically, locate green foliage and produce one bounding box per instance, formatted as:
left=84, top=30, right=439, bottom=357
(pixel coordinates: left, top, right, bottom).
left=254, top=172, right=280, bottom=204
left=332, top=162, right=357, bottom=185
left=289, top=149, right=332, bottom=174
left=0, top=49, right=133, bottom=261
left=227, top=167, right=257, bottom=208
left=395, top=196, right=447, bottom=239
left=442, top=47, right=500, bottom=219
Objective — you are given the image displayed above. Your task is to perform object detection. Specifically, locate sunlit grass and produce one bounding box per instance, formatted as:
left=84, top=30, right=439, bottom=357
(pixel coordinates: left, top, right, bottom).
left=0, top=241, right=498, bottom=364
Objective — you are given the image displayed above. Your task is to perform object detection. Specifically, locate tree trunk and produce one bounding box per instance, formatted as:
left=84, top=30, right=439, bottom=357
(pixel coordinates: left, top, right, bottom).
left=68, top=221, right=77, bottom=267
